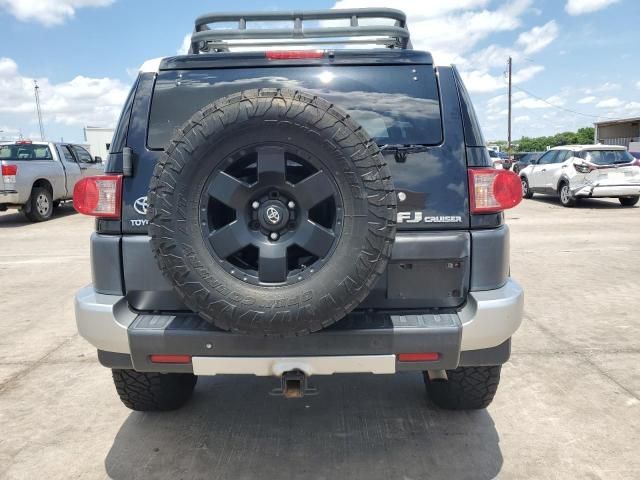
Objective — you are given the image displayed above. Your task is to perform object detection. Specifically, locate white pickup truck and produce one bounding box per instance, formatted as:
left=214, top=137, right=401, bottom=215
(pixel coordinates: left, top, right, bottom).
left=0, top=140, right=104, bottom=221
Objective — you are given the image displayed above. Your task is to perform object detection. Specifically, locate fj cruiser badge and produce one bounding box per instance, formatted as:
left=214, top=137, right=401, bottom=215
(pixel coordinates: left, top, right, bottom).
left=397, top=212, right=463, bottom=224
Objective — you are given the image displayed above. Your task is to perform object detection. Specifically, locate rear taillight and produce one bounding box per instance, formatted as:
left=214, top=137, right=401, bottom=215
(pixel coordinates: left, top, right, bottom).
left=1, top=164, right=17, bottom=183
left=573, top=162, right=594, bottom=173
left=468, top=168, right=522, bottom=214
left=266, top=50, right=324, bottom=60
left=73, top=175, right=122, bottom=218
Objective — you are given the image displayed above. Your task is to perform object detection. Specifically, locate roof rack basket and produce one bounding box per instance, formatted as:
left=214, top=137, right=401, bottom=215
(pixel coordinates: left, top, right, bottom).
left=189, top=8, right=412, bottom=54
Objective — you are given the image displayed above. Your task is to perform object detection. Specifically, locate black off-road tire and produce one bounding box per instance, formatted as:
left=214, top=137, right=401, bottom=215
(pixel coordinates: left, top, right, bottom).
left=424, top=366, right=502, bottom=410
left=24, top=187, right=53, bottom=222
left=520, top=176, right=533, bottom=199
left=148, top=88, right=396, bottom=337
left=619, top=196, right=639, bottom=207
left=112, top=369, right=197, bottom=412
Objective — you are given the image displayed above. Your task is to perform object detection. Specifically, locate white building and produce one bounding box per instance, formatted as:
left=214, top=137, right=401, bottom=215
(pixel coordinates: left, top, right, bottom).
left=593, top=117, right=640, bottom=149
left=83, top=126, right=115, bottom=160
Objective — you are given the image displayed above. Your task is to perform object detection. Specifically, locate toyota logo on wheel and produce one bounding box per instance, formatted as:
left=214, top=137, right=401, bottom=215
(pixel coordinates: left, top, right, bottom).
left=133, top=196, right=148, bottom=215
left=266, top=206, right=281, bottom=224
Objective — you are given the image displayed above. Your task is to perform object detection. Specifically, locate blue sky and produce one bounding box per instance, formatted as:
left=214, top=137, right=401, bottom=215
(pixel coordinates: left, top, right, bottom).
left=1, top=0, right=638, bottom=144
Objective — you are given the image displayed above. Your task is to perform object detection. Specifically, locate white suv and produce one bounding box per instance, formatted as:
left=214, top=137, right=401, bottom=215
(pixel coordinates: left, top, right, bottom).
left=519, top=145, right=640, bottom=207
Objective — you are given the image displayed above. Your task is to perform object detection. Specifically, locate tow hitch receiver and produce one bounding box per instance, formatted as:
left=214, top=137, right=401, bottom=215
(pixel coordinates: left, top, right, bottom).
left=271, top=370, right=318, bottom=398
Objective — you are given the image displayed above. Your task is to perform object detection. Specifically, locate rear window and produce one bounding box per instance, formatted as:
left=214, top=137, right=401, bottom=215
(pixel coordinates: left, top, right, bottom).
left=580, top=150, right=635, bottom=165
left=147, top=65, right=442, bottom=149
left=0, top=144, right=52, bottom=160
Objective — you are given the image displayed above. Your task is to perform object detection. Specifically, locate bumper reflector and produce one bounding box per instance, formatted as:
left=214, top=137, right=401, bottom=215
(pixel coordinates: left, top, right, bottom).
left=397, top=352, right=440, bottom=362
left=150, top=354, right=192, bottom=364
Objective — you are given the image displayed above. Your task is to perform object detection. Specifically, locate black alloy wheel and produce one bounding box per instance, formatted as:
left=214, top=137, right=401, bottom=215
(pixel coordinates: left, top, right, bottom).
left=200, top=144, right=343, bottom=285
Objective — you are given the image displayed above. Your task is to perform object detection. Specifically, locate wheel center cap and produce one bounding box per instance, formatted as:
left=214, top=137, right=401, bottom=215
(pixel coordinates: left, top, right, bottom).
left=265, top=206, right=281, bottom=225
left=258, top=201, right=289, bottom=232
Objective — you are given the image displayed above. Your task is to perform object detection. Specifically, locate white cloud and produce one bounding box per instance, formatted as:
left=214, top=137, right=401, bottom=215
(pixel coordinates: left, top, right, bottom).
left=516, top=21, right=559, bottom=55
left=514, top=115, right=530, bottom=123
left=333, top=0, right=532, bottom=64
left=178, top=33, right=191, bottom=55
left=636, top=81, right=640, bottom=90
left=596, top=97, right=623, bottom=108
left=513, top=65, right=545, bottom=84
left=0, top=57, right=18, bottom=76
left=461, top=64, right=544, bottom=93
left=577, top=96, right=596, bottom=104
left=565, top=0, right=620, bottom=16
left=0, top=57, right=129, bottom=133
left=583, top=82, right=620, bottom=94
left=0, top=0, right=114, bottom=26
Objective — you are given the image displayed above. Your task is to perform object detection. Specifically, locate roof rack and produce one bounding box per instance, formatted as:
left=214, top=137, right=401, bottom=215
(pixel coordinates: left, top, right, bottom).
left=189, top=8, right=412, bottom=54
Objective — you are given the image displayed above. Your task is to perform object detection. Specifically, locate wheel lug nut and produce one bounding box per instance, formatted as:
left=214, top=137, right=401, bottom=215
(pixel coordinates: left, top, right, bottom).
left=252, top=201, right=260, bottom=209
left=270, top=232, right=279, bottom=241
left=287, top=201, right=295, bottom=209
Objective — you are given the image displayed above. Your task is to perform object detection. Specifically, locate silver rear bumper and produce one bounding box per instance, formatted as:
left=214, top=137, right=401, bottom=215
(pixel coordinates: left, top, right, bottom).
left=75, top=279, right=523, bottom=374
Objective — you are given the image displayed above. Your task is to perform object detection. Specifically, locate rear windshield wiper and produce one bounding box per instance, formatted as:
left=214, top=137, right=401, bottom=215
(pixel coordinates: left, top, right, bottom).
left=379, top=144, right=430, bottom=162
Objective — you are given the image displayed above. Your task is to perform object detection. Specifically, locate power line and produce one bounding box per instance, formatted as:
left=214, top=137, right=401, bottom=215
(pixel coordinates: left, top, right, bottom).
left=511, top=84, right=618, bottom=120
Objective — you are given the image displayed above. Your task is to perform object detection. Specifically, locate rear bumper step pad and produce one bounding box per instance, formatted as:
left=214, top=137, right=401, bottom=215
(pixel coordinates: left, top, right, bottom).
left=127, top=312, right=462, bottom=374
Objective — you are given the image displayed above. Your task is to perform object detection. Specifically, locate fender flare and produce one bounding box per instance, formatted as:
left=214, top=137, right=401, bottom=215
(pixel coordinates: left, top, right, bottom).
left=556, top=174, right=572, bottom=192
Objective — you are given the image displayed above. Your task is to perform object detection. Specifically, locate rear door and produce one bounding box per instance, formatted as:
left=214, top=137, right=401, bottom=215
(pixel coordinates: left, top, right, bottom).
left=137, top=63, right=467, bottom=233
left=529, top=150, right=556, bottom=189
left=543, top=149, right=570, bottom=190
left=58, top=145, right=83, bottom=197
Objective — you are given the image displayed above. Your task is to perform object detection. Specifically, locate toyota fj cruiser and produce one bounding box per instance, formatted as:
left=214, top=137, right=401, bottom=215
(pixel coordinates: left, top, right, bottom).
left=74, top=8, right=524, bottom=412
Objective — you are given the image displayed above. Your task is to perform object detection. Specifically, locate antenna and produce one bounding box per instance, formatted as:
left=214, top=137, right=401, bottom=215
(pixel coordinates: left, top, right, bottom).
left=33, top=80, right=45, bottom=141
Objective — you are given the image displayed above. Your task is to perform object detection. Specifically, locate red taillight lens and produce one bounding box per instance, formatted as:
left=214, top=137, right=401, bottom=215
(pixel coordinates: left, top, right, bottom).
left=73, top=175, right=122, bottom=218
left=266, top=50, right=324, bottom=60
left=150, top=354, right=192, bottom=364
left=469, top=168, right=522, bottom=214
left=397, top=352, right=440, bottom=362
left=1, top=164, right=17, bottom=176
left=1, top=164, right=17, bottom=183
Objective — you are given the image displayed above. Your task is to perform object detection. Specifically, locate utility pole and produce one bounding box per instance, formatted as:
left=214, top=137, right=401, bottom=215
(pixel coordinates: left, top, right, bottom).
left=507, top=56, right=512, bottom=156
left=33, top=80, right=45, bottom=141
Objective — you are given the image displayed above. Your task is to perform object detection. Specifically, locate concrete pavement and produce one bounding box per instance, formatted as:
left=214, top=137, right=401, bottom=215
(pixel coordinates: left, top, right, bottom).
left=0, top=197, right=638, bottom=479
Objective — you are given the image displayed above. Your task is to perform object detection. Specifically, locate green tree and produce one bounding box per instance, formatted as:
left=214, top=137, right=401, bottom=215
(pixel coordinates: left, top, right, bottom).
left=513, top=126, right=595, bottom=152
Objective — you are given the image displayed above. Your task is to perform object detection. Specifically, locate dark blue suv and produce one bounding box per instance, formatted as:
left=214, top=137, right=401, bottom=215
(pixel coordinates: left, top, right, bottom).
left=73, top=8, right=524, bottom=412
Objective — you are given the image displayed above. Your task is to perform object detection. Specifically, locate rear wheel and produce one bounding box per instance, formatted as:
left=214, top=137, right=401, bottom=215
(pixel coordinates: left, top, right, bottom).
left=24, top=187, right=53, bottom=222
left=112, top=369, right=197, bottom=411
left=424, top=366, right=502, bottom=410
left=559, top=182, right=576, bottom=207
left=619, top=196, right=639, bottom=207
left=521, top=177, right=533, bottom=199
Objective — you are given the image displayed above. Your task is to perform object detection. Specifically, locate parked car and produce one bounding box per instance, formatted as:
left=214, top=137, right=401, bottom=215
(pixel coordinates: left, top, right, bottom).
left=519, top=145, right=640, bottom=207
left=488, top=149, right=504, bottom=169
left=73, top=8, right=524, bottom=412
left=513, top=152, right=543, bottom=174
left=0, top=140, right=104, bottom=221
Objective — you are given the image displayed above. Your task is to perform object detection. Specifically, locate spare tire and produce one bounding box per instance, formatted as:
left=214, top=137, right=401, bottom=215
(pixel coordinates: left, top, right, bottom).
left=148, top=89, right=396, bottom=336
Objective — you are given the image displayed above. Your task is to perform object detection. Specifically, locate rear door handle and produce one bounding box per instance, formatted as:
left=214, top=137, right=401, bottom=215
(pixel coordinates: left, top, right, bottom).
left=541, top=169, right=547, bottom=172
